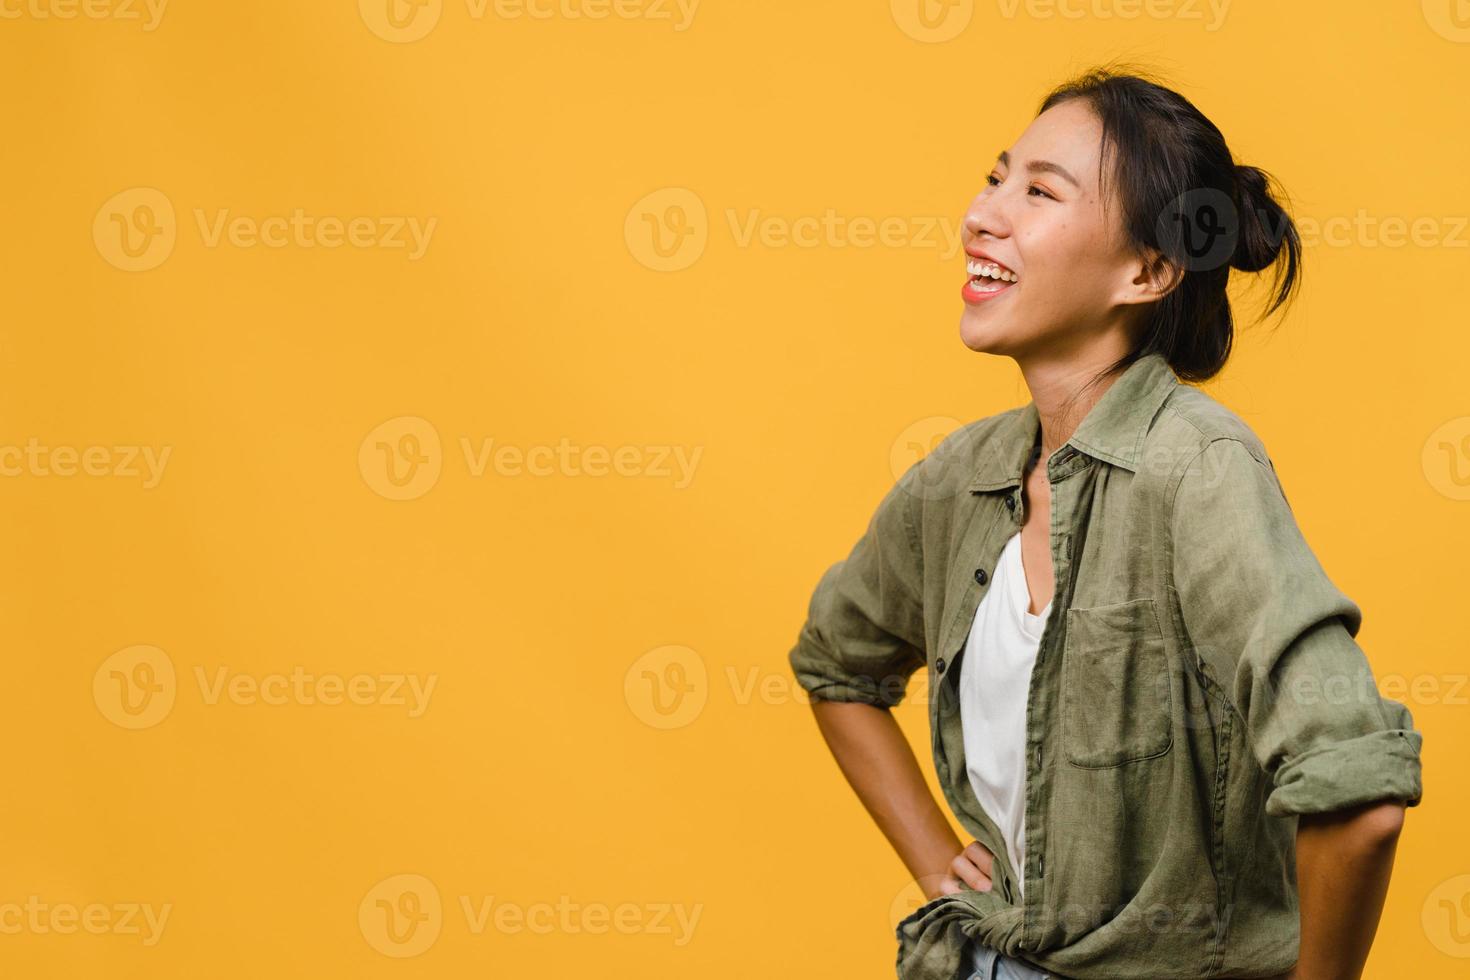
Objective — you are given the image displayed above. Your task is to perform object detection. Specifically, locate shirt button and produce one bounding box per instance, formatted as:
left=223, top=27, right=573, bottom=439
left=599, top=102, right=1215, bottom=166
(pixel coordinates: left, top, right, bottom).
left=936, top=657, right=947, bottom=674
left=974, top=567, right=988, bottom=585
left=1005, top=493, right=1016, bottom=511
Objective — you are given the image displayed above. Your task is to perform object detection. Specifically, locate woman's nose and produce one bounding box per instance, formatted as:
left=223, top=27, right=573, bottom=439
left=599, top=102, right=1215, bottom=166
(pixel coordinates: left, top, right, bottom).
left=964, top=192, right=1009, bottom=240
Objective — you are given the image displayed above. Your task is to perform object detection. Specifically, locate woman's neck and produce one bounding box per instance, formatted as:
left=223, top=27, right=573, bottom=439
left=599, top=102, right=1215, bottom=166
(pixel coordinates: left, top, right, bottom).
left=1019, top=353, right=1127, bottom=462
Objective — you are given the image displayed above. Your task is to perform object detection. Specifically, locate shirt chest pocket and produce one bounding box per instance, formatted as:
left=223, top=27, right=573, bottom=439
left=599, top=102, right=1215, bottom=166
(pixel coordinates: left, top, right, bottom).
left=1061, top=596, right=1173, bottom=768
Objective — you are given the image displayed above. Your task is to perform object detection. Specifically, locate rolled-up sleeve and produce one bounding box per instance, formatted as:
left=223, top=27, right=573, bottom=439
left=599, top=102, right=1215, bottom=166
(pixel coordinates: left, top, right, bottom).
left=788, top=461, right=927, bottom=709
left=1169, top=437, right=1424, bottom=817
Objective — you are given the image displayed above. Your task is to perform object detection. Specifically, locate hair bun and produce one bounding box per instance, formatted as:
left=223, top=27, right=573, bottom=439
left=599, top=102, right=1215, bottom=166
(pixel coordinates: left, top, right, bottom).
left=1230, top=164, right=1293, bottom=273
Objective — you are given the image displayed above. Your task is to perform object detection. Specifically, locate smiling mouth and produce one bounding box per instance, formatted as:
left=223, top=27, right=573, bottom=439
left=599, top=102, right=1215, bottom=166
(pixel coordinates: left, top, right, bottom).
left=962, top=258, right=1019, bottom=302
left=967, top=258, right=1018, bottom=285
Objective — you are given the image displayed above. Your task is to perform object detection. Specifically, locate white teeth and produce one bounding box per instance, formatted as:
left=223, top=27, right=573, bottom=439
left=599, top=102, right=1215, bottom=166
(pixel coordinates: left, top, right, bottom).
left=965, top=258, right=1018, bottom=282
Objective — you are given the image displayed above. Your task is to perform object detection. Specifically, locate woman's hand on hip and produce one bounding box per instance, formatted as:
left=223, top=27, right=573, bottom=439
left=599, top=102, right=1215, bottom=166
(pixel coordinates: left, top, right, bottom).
left=935, top=840, right=996, bottom=897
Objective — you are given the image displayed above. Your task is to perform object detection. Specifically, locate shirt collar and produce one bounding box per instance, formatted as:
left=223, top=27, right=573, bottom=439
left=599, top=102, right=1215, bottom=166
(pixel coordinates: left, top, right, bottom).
left=967, top=351, right=1180, bottom=492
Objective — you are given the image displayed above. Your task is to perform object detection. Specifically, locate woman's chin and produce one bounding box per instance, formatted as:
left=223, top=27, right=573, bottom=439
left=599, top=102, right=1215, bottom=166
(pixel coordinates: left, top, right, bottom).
left=957, top=314, right=1009, bottom=353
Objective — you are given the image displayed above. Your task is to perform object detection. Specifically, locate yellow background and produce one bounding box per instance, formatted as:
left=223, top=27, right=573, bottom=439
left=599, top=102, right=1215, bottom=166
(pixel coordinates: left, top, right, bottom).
left=2, top=1, right=1467, bottom=976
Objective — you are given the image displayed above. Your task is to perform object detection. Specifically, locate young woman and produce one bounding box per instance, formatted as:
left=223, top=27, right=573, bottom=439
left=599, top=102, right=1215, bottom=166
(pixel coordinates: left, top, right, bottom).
left=789, top=67, right=1424, bottom=980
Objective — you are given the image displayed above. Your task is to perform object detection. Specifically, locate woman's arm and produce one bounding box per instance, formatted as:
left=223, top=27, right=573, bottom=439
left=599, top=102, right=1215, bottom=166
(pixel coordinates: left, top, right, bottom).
left=1291, top=800, right=1406, bottom=980
left=809, top=699, right=993, bottom=900
left=1169, top=438, right=1424, bottom=979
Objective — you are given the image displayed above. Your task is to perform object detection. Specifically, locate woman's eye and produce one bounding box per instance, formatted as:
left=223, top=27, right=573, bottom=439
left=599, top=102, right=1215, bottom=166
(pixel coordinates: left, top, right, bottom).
left=986, top=174, right=1054, bottom=199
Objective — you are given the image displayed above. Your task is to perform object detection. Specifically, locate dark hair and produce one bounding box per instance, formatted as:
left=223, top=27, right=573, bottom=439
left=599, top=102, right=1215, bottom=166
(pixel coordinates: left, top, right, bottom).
left=1037, top=62, right=1302, bottom=399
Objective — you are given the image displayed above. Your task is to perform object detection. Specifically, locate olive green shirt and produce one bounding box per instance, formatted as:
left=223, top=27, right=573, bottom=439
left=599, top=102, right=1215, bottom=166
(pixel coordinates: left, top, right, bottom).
left=788, top=352, right=1424, bottom=980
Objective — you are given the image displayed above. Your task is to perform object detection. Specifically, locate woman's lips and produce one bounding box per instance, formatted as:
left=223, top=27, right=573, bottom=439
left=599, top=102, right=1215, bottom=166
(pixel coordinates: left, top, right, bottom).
left=961, top=275, right=1017, bottom=304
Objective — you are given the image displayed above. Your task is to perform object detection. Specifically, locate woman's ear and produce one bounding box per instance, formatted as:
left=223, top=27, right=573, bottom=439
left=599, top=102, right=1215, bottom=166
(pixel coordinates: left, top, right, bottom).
left=1130, top=248, right=1184, bottom=303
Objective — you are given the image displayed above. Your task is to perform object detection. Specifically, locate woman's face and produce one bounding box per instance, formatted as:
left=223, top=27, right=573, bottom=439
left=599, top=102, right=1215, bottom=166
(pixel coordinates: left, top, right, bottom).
left=958, top=99, right=1157, bottom=358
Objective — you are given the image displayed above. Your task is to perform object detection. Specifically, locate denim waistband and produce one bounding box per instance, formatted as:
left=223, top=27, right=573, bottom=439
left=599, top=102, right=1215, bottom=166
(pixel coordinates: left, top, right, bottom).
left=965, top=941, right=1053, bottom=980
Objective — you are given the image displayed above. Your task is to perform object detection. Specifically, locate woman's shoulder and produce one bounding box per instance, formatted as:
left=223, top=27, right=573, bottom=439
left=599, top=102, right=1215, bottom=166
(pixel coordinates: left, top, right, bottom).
left=1149, top=381, right=1275, bottom=475
left=1146, top=383, right=1303, bottom=526
left=910, top=384, right=1286, bottom=504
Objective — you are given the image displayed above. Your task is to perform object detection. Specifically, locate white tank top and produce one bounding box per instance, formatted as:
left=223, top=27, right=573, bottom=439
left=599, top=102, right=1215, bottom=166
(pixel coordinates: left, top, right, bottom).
left=958, top=529, right=1052, bottom=899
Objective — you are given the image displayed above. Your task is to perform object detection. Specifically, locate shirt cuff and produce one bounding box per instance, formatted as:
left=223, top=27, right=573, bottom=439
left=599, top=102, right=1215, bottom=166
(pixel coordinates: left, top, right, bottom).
left=1265, top=727, right=1424, bottom=818
left=788, top=639, right=908, bottom=709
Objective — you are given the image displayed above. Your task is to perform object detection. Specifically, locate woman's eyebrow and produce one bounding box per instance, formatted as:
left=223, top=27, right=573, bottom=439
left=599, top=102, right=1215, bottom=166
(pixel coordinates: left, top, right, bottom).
left=996, top=150, right=1081, bottom=189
